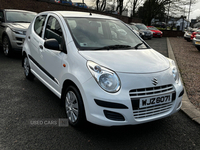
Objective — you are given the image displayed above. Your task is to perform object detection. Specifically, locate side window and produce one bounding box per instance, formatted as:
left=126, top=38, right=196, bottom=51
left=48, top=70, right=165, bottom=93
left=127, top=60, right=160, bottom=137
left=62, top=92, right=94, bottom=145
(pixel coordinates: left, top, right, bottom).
left=0, top=11, right=4, bottom=21
left=34, top=15, right=46, bottom=37
left=44, top=16, right=63, bottom=45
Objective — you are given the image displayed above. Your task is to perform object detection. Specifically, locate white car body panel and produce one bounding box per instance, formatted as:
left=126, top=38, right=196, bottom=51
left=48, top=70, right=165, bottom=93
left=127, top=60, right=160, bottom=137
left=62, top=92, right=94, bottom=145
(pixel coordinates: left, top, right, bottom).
left=22, top=11, right=184, bottom=126
left=79, top=49, right=169, bottom=73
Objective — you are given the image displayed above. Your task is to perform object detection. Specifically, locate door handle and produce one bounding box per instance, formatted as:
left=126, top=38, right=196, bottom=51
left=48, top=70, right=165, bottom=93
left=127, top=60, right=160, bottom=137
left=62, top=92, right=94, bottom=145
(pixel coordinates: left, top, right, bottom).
left=39, top=45, right=43, bottom=50
left=28, top=36, right=30, bottom=39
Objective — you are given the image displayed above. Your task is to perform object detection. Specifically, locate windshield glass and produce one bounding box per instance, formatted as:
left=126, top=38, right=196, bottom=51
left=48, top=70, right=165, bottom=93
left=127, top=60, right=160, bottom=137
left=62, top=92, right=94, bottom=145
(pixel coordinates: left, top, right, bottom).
left=65, top=18, right=147, bottom=50
left=135, top=24, right=148, bottom=30
left=6, top=11, right=36, bottom=23
left=130, top=24, right=139, bottom=31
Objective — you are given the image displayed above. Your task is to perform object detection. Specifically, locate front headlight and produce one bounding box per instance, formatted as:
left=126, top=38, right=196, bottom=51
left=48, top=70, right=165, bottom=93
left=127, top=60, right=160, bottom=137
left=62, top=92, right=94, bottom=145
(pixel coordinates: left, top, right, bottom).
left=140, top=32, right=145, bottom=36
left=168, top=59, right=179, bottom=84
left=87, top=61, right=121, bottom=93
left=11, top=29, right=26, bottom=35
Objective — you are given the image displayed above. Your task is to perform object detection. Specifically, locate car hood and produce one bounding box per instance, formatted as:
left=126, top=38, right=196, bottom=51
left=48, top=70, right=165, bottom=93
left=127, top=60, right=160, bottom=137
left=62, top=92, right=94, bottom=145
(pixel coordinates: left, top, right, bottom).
left=7, top=23, right=30, bottom=30
left=151, top=30, right=161, bottom=33
left=79, top=49, right=170, bottom=73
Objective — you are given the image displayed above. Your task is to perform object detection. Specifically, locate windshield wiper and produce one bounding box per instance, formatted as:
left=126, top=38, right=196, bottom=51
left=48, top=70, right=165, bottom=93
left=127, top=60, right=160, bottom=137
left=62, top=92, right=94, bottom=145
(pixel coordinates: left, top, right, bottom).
left=134, top=43, right=143, bottom=49
left=94, top=45, right=132, bottom=50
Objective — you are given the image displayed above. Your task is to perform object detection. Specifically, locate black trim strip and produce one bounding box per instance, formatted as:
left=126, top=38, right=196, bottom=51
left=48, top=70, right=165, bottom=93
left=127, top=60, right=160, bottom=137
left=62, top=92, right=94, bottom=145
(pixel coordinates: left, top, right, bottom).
left=94, top=99, right=128, bottom=109
left=28, top=55, right=59, bottom=84
left=104, top=110, right=125, bottom=121
left=179, top=89, right=184, bottom=97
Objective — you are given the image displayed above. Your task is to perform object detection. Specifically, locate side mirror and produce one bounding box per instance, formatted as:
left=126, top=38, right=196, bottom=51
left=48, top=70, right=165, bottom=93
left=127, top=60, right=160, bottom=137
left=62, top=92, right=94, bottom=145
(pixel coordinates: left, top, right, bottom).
left=44, top=39, right=59, bottom=50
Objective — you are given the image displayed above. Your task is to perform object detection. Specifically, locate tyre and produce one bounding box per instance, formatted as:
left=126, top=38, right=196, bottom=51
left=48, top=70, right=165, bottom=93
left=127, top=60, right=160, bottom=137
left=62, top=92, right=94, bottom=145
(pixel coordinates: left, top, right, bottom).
left=196, top=46, right=200, bottom=51
left=23, top=55, right=35, bottom=80
left=187, top=39, right=191, bottom=42
left=63, top=86, right=86, bottom=127
left=3, top=35, right=12, bottom=57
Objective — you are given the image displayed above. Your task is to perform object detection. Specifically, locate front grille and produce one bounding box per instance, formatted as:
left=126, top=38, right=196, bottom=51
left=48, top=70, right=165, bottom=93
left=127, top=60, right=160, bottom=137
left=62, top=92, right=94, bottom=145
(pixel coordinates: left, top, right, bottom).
left=129, top=84, right=174, bottom=98
left=16, top=37, right=23, bottom=41
left=196, top=36, right=200, bottom=40
left=129, top=84, right=175, bottom=120
left=133, top=102, right=173, bottom=119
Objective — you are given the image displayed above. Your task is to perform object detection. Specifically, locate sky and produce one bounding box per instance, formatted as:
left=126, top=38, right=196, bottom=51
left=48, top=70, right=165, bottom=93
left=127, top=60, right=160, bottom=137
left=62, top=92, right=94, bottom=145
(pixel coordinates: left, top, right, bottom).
left=190, top=1, right=200, bottom=20
left=73, top=0, right=200, bottom=21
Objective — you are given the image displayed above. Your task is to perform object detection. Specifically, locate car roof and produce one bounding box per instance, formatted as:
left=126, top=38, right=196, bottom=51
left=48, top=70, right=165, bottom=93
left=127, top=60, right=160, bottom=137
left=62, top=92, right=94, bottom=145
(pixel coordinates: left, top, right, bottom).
left=134, top=23, right=145, bottom=25
left=39, top=11, right=118, bottom=20
left=3, top=9, right=37, bottom=14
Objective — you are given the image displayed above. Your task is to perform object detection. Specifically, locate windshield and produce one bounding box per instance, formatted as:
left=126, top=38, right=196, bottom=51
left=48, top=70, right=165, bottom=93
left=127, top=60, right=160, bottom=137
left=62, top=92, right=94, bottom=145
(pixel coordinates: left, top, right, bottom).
left=148, top=27, right=158, bottom=30
left=65, top=18, right=147, bottom=50
left=130, top=24, right=139, bottom=31
left=135, top=24, right=148, bottom=30
left=6, top=11, right=36, bottom=23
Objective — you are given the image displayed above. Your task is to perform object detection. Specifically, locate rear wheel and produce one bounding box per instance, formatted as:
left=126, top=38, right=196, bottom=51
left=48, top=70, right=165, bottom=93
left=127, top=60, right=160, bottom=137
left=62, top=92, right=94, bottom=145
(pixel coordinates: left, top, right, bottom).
left=23, top=55, right=35, bottom=80
left=3, top=35, right=12, bottom=57
left=62, top=86, right=86, bottom=127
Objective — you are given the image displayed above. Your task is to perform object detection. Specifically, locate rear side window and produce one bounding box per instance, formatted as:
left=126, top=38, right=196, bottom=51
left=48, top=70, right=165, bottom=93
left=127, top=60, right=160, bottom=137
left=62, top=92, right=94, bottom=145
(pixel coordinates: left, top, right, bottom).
left=34, top=15, right=46, bottom=37
left=0, top=11, right=4, bottom=21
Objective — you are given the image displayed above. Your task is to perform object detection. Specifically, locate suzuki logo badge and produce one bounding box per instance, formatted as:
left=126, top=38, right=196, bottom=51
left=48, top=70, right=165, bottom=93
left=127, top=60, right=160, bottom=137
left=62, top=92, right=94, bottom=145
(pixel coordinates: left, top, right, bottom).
left=152, top=78, right=158, bottom=86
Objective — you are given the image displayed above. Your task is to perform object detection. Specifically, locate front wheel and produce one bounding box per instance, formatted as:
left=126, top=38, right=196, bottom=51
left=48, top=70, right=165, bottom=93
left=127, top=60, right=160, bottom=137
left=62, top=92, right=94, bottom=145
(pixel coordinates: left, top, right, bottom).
left=23, top=55, right=35, bottom=80
left=187, top=39, right=191, bottom=42
left=63, top=86, right=86, bottom=127
left=3, top=35, right=12, bottom=57
left=196, top=46, right=200, bottom=51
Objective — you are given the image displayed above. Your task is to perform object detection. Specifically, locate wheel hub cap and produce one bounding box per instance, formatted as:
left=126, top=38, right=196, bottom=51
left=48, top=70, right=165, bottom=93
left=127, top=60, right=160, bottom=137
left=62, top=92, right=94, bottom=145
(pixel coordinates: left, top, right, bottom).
left=65, top=91, right=78, bottom=123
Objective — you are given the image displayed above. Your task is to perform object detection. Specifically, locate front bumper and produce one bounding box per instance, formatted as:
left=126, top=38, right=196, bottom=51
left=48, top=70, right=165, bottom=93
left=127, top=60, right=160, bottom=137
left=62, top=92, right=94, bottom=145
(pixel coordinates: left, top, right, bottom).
left=194, top=38, right=200, bottom=46
left=81, top=69, right=183, bottom=126
left=184, top=32, right=191, bottom=40
left=153, top=33, right=162, bottom=37
left=7, top=30, right=26, bottom=52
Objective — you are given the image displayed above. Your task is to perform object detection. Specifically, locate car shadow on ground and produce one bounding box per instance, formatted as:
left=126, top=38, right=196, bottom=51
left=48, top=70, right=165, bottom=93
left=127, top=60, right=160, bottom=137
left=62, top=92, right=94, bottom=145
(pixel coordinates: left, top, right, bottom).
left=0, top=47, right=22, bottom=60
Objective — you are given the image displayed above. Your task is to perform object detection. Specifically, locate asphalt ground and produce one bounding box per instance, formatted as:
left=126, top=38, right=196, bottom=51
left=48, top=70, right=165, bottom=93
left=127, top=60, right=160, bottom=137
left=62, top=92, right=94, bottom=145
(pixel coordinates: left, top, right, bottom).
left=0, top=38, right=200, bottom=150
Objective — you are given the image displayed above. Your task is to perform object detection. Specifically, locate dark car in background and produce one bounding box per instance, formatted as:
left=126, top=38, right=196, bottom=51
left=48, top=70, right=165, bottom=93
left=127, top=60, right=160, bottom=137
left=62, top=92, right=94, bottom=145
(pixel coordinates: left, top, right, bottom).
left=52, top=0, right=73, bottom=5
left=0, top=9, right=37, bottom=56
left=74, top=3, right=88, bottom=8
left=131, top=23, right=153, bottom=39
left=152, top=22, right=166, bottom=28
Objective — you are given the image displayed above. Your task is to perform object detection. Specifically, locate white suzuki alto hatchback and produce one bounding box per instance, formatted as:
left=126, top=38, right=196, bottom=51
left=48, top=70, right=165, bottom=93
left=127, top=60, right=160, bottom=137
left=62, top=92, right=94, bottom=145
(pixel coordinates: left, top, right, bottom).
left=22, top=11, right=184, bottom=127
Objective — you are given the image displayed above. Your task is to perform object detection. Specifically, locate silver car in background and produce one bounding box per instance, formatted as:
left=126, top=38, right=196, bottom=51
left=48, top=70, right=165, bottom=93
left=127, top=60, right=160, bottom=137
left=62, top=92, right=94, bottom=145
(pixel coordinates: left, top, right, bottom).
left=0, top=9, right=36, bottom=56
left=193, top=34, right=200, bottom=51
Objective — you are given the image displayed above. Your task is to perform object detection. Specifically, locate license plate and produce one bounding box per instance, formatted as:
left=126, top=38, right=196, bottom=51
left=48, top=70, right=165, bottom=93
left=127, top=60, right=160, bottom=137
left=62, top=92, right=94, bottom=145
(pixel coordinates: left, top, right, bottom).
left=195, top=41, right=200, bottom=45
left=157, top=33, right=160, bottom=35
left=139, top=94, right=172, bottom=108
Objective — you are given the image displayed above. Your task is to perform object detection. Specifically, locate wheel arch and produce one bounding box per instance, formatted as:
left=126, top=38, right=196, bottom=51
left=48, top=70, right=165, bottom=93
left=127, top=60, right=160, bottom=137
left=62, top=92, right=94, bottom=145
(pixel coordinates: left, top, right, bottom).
left=61, top=79, right=82, bottom=100
left=2, top=31, right=8, bottom=40
left=61, top=79, right=86, bottom=118
left=22, top=51, right=27, bottom=67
